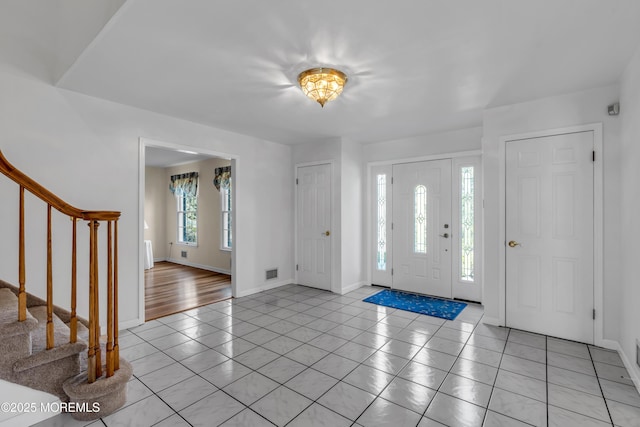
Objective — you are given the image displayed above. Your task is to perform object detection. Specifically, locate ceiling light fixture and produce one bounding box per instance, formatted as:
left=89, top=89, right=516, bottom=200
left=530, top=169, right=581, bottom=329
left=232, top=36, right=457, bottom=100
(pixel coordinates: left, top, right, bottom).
left=297, top=67, right=348, bottom=107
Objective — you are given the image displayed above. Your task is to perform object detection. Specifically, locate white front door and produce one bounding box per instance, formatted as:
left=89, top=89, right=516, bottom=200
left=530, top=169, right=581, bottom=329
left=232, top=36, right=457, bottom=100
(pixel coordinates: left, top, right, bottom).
left=297, top=164, right=331, bottom=290
left=392, top=160, right=452, bottom=298
left=506, top=131, right=594, bottom=343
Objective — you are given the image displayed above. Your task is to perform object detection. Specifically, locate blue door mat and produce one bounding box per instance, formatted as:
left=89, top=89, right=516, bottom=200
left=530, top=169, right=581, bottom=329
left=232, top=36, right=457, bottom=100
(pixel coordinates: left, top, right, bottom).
left=363, top=289, right=467, bottom=320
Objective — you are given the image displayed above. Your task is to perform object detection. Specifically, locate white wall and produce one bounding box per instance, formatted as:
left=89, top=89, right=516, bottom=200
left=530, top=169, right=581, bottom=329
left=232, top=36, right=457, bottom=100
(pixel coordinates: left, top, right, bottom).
left=340, top=139, right=365, bottom=292
left=482, top=85, right=622, bottom=343
left=363, top=127, right=482, bottom=163
left=144, top=166, right=167, bottom=259
left=292, top=137, right=367, bottom=294
left=0, top=70, right=293, bottom=327
left=619, top=45, right=640, bottom=387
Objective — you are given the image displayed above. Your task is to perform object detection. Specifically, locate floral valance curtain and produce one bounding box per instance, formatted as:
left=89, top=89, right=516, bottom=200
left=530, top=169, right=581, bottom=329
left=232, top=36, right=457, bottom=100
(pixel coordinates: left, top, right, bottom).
left=214, top=166, right=231, bottom=191
left=169, top=172, right=198, bottom=196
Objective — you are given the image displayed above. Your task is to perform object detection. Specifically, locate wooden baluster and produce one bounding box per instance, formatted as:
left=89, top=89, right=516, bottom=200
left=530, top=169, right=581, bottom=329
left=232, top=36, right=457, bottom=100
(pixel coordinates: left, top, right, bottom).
left=113, top=220, right=119, bottom=371
left=93, top=222, right=102, bottom=379
left=87, top=221, right=96, bottom=383
left=46, top=204, right=53, bottom=350
left=70, top=218, right=77, bottom=343
left=18, top=186, right=26, bottom=321
left=106, top=221, right=114, bottom=377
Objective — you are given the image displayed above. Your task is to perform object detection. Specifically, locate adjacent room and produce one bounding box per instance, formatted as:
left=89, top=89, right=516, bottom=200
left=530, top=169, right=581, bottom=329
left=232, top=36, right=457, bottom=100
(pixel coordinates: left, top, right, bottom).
left=0, top=1, right=639, bottom=426
left=144, top=146, right=233, bottom=320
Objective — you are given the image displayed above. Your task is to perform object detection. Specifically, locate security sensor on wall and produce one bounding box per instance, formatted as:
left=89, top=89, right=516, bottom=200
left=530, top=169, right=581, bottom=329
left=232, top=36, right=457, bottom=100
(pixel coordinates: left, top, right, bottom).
left=608, top=102, right=620, bottom=116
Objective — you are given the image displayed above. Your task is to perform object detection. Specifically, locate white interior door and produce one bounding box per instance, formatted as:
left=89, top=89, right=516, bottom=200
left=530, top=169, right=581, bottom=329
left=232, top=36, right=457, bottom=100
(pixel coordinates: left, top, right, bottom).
left=392, top=160, right=452, bottom=298
left=506, top=131, right=594, bottom=343
left=297, top=164, right=331, bottom=290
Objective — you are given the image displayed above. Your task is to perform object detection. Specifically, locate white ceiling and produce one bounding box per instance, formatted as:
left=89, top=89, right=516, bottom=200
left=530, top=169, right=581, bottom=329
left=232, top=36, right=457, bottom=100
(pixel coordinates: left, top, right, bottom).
left=0, top=0, right=125, bottom=82
left=5, top=1, right=640, bottom=144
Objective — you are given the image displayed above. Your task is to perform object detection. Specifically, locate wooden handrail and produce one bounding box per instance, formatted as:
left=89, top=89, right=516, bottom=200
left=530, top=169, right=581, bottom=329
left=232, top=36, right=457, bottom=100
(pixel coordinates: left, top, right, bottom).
left=0, top=151, right=120, bottom=221
left=1, top=150, right=121, bottom=384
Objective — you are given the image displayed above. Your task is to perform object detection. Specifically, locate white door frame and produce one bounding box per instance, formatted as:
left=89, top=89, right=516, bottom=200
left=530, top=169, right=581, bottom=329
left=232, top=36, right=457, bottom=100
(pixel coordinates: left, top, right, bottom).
left=498, top=123, right=604, bottom=346
left=294, top=160, right=336, bottom=293
left=365, top=150, right=482, bottom=294
left=138, top=137, right=238, bottom=325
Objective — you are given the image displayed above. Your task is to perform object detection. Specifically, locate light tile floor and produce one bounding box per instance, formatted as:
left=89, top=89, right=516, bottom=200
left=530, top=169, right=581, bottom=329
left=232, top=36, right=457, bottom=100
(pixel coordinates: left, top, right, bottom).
left=35, top=285, right=640, bottom=427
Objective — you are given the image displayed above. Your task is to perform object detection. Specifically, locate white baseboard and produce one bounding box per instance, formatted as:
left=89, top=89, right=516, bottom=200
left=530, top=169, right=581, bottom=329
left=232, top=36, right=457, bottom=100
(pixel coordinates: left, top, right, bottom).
left=480, top=316, right=504, bottom=327
left=119, top=318, right=144, bottom=331
left=166, top=258, right=231, bottom=275
left=611, top=341, right=640, bottom=393
left=598, top=338, right=619, bottom=351
left=341, top=281, right=366, bottom=295
left=235, top=278, right=293, bottom=298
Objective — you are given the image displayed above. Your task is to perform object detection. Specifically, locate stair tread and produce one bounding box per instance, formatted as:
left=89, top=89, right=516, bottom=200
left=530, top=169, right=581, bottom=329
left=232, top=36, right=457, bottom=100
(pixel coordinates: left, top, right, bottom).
left=66, top=320, right=90, bottom=342
left=0, top=288, right=37, bottom=337
left=29, top=306, right=85, bottom=353
left=0, top=288, right=19, bottom=323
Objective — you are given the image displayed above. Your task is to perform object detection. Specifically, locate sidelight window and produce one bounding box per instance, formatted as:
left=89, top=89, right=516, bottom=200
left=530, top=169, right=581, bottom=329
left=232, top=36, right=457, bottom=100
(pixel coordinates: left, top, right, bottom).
left=460, top=166, right=474, bottom=281
left=376, top=174, right=387, bottom=270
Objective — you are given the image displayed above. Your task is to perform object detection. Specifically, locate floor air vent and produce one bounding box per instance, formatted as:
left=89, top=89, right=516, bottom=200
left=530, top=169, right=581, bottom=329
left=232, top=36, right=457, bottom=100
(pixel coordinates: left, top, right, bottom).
left=266, top=269, right=278, bottom=280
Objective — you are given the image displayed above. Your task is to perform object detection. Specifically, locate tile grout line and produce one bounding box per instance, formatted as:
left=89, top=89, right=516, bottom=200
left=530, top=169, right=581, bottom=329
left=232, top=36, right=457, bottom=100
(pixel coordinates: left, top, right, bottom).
left=127, top=287, right=459, bottom=424
left=414, top=315, right=479, bottom=426
left=586, top=344, right=615, bottom=426
left=117, top=285, right=626, bottom=427
left=211, top=288, right=383, bottom=425
left=478, top=323, right=519, bottom=426
left=295, top=308, right=435, bottom=425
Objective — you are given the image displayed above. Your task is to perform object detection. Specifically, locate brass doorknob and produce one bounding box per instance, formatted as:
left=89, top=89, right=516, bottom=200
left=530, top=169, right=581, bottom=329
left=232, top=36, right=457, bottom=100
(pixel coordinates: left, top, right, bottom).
left=508, top=240, right=520, bottom=248
left=325, top=231, right=330, bottom=236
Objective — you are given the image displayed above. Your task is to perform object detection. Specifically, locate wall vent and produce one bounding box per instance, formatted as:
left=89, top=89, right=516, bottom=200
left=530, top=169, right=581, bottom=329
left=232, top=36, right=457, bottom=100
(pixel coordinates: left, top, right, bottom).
left=266, top=269, right=278, bottom=280
left=181, top=251, right=187, bottom=258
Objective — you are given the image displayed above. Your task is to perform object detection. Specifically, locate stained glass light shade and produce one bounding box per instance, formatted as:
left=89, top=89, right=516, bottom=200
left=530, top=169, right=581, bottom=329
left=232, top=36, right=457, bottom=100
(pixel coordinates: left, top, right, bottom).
left=298, top=68, right=348, bottom=107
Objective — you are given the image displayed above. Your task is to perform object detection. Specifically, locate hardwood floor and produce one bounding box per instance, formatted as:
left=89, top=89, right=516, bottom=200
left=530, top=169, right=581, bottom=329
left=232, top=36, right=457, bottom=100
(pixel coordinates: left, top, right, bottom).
left=144, top=261, right=231, bottom=321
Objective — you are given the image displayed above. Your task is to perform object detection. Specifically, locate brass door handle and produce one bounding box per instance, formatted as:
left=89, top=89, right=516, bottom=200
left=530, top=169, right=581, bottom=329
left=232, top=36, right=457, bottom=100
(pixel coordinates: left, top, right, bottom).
left=324, top=231, right=330, bottom=236
left=508, top=240, right=520, bottom=248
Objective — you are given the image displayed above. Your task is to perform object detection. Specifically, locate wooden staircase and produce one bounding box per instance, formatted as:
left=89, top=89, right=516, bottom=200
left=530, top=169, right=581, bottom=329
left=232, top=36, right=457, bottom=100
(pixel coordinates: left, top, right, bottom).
left=0, top=150, right=131, bottom=421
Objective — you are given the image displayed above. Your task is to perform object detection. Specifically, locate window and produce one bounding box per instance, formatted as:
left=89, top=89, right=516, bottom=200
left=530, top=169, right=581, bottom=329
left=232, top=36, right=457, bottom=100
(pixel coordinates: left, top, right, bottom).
left=414, top=185, right=427, bottom=253
left=177, top=193, right=197, bottom=245
left=221, top=179, right=232, bottom=250
left=460, top=166, right=474, bottom=281
left=376, top=174, right=387, bottom=270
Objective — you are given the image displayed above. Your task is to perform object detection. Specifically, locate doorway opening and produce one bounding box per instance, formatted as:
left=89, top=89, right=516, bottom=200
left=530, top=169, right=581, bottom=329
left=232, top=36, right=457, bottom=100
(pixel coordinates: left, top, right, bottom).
left=369, top=154, right=483, bottom=303
left=140, top=140, right=236, bottom=321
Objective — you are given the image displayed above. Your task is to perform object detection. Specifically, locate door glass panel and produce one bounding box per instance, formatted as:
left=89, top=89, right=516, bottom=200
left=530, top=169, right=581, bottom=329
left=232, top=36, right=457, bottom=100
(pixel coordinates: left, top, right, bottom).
left=460, top=166, right=474, bottom=281
left=376, top=174, right=387, bottom=270
left=414, top=185, right=427, bottom=253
